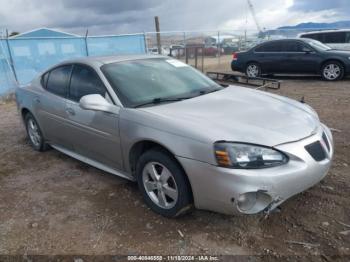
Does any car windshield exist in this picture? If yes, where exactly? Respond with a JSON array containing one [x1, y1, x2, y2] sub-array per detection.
[[101, 58, 221, 107], [304, 39, 332, 51]]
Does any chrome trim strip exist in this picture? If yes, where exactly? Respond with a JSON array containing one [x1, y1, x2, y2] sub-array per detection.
[[50, 144, 135, 181]]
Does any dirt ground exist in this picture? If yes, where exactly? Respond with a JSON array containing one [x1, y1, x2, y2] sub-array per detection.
[[0, 74, 349, 260]]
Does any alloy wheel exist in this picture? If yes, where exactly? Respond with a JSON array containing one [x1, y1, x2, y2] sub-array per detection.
[[27, 118, 41, 147], [142, 161, 178, 209], [323, 64, 341, 80], [246, 64, 259, 77]]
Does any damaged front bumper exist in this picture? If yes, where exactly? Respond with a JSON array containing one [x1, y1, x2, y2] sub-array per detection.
[[177, 124, 334, 215]]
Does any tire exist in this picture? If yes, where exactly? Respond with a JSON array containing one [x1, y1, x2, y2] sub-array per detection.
[[136, 149, 193, 218], [245, 62, 261, 78], [24, 112, 49, 152], [321, 61, 344, 81]]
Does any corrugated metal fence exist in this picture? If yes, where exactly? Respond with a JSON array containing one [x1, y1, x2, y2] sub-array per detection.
[[0, 33, 146, 95]]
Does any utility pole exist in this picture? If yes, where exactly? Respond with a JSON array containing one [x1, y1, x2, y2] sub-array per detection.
[[5, 29, 18, 83], [154, 16, 161, 54], [85, 29, 89, 56]]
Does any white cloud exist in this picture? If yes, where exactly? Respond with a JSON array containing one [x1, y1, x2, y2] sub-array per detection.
[[0, 0, 348, 35]]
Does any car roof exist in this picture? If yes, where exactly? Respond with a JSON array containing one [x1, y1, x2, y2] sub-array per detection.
[[256, 38, 310, 46], [262, 38, 308, 43], [40, 54, 167, 75], [57, 54, 165, 67]]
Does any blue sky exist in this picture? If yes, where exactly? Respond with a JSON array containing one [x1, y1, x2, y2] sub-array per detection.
[[0, 0, 348, 35]]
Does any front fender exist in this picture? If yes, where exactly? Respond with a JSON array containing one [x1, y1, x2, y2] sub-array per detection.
[[119, 110, 215, 173]]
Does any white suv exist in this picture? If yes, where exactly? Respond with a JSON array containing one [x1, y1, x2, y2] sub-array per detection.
[[299, 29, 350, 50]]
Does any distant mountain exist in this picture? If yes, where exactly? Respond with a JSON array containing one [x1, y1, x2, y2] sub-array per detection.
[[278, 21, 350, 30], [261, 21, 350, 38]]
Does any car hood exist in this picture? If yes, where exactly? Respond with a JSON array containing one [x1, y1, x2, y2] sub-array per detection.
[[139, 86, 319, 146], [325, 49, 350, 56]]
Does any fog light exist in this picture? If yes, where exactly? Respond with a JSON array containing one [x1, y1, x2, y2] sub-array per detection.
[[237, 191, 273, 214], [237, 192, 257, 211]]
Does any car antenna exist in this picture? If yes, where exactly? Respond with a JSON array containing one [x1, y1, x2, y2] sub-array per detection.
[[300, 96, 305, 103]]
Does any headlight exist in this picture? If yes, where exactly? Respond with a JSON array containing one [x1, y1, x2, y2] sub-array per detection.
[[214, 142, 288, 169]]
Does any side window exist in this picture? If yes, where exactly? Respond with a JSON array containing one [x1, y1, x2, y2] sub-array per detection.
[[69, 65, 108, 102], [316, 33, 325, 42], [299, 43, 312, 52], [46, 65, 72, 97], [255, 42, 281, 52], [281, 41, 299, 52], [324, 32, 346, 43], [263, 42, 282, 52], [302, 33, 323, 42], [346, 32, 350, 43], [255, 44, 266, 52]]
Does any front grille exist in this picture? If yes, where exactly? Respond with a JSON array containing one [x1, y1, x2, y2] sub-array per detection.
[[322, 132, 330, 152], [305, 141, 326, 161]]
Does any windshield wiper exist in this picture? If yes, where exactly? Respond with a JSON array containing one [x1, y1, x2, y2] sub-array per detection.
[[197, 88, 222, 95], [134, 96, 193, 108], [133, 87, 222, 108]]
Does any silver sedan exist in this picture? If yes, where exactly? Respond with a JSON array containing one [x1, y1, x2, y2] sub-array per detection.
[[15, 55, 334, 217]]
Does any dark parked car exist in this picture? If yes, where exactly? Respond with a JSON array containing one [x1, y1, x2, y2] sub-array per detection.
[[231, 38, 350, 81]]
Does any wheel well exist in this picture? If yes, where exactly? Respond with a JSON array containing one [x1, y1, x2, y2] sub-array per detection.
[[21, 108, 30, 120], [245, 61, 260, 69], [321, 59, 346, 72], [128, 140, 193, 199], [129, 140, 175, 176]]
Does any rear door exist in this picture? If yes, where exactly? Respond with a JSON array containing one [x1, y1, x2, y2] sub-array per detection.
[[64, 64, 123, 169], [37, 65, 74, 150], [254, 41, 284, 73]]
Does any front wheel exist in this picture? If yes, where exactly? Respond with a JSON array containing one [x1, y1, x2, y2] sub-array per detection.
[[136, 149, 193, 218], [321, 61, 344, 81], [245, 63, 261, 78]]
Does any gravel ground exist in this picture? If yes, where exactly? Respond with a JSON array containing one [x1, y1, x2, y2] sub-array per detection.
[[0, 76, 349, 260]]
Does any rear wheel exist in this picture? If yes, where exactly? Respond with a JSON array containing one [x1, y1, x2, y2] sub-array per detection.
[[245, 62, 261, 78], [136, 149, 193, 218], [24, 112, 48, 151], [321, 61, 344, 81]]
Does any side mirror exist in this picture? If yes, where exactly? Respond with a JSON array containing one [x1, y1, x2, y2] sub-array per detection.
[[303, 49, 314, 54], [79, 94, 119, 114]]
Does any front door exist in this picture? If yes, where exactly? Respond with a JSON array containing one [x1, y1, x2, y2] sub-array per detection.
[[64, 64, 123, 170], [281, 41, 320, 74]]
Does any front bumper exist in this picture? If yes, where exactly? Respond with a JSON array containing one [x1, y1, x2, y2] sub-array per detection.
[[177, 124, 334, 215]]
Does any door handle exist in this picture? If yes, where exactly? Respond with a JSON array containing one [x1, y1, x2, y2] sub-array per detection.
[[66, 107, 75, 116]]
